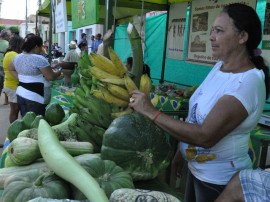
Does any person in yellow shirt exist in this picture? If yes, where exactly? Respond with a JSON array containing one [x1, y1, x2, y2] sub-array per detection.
[[3, 35, 24, 123], [0, 29, 11, 105]]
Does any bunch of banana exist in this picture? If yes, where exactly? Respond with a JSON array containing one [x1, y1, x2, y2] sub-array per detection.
[[77, 51, 92, 70], [89, 53, 123, 77], [68, 115, 106, 153], [107, 47, 127, 77], [79, 47, 152, 119], [139, 73, 152, 96], [88, 48, 138, 111], [69, 81, 120, 152], [72, 86, 113, 129]]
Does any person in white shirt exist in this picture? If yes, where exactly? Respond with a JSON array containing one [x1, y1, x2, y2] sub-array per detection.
[[63, 41, 80, 63], [8, 34, 63, 116], [129, 3, 269, 201]]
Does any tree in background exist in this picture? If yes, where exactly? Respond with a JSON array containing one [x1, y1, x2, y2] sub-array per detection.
[[0, 25, 6, 32], [9, 26, 19, 35]]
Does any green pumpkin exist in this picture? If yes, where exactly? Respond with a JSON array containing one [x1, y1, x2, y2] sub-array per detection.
[[45, 102, 65, 125], [31, 115, 44, 128], [72, 158, 134, 200], [2, 169, 71, 202], [101, 112, 173, 181], [7, 119, 27, 141], [22, 111, 36, 129]]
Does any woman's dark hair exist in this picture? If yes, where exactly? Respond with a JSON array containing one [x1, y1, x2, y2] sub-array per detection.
[[126, 57, 133, 67], [143, 64, 151, 78], [78, 41, 87, 49], [6, 35, 24, 54], [222, 3, 269, 98], [21, 34, 43, 52], [81, 33, 86, 38]]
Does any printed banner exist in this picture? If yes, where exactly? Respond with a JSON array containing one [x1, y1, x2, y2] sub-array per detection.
[[72, 0, 99, 29], [167, 2, 188, 60], [55, 0, 68, 33], [187, 0, 256, 64]]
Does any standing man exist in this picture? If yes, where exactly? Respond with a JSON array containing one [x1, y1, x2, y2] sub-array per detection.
[[63, 41, 80, 63], [93, 33, 102, 53], [89, 35, 95, 53], [0, 29, 11, 105], [79, 33, 88, 54], [80, 33, 88, 46]]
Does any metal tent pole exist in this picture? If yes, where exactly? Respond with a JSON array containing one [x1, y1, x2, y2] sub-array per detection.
[[160, 3, 170, 83], [48, 0, 54, 64]]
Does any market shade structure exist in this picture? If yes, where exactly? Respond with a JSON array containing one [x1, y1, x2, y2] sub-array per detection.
[[37, 0, 190, 26], [37, 0, 72, 20]]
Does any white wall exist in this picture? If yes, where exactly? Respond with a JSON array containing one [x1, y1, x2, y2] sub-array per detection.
[[19, 22, 37, 38]]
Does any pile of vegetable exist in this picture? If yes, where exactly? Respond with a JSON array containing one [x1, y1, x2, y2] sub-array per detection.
[[0, 24, 181, 202]]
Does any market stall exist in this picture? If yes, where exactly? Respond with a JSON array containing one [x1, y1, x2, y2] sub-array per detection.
[[0, 0, 269, 201]]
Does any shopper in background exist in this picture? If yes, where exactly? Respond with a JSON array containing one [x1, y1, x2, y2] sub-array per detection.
[[125, 57, 151, 78], [129, 3, 269, 201], [215, 169, 270, 202], [79, 33, 88, 48], [3, 35, 24, 123], [125, 57, 133, 72], [8, 34, 63, 117], [78, 41, 88, 57], [73, 39, 81, 55], [0, 29, 12, 105], [89, 35, 95, 53], [62, 41, 80, 63], [93, 33, 102, 53], [96, 42, 104, 55], [142, 64, 151, 78]]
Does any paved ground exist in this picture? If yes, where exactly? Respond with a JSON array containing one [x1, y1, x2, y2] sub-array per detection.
[[0, 93, 10, 155], [0, 93, 9, 142]]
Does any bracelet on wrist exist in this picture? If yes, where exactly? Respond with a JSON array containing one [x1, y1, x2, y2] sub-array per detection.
[[152, 111, 161, 122]]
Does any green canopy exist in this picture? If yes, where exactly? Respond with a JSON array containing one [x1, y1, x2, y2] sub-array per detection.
[[37, 0, 72, 20], [37, 0, 190, 22]]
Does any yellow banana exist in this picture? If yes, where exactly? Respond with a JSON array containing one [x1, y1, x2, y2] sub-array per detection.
[[89, 53, 121, 76], [92, 87, 129, 107], [124, 74, 138, 92], [111, 107, 133, 119], [100, 78, 126, 86], [139, 73, 152, 96], [89, 66, 121, 80], [108, 47, 127, 78], [107, 83, 130, 101]]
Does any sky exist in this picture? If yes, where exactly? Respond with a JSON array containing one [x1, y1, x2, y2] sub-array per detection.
[[1, 0, 39, 20]]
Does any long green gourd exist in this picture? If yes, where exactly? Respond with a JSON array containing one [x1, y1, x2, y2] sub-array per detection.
[[38, 119, 108, 202]]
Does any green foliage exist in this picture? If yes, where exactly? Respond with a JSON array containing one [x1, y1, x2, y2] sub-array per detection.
[[9, 26, 19, 34], [0, 25, 6, 32]]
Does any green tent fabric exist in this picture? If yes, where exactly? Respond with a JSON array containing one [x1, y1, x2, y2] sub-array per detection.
[[37, 0, 72, 20], [144, 13, 167, 83], [37, 0, 168, 22], [114, 24, 132, 64], [114, 13, 167, 84]]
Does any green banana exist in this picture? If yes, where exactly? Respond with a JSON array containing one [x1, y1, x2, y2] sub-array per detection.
[[74, 87, 86, 98], [92, 125, 106, 146], [79, 68, 92, 79], [76, 118, 103, 147], [69, 124, 100, 153], [79, 107, 101, 127]]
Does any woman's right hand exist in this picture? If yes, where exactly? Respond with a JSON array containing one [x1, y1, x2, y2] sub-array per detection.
[[129, 90, 158, 118]]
